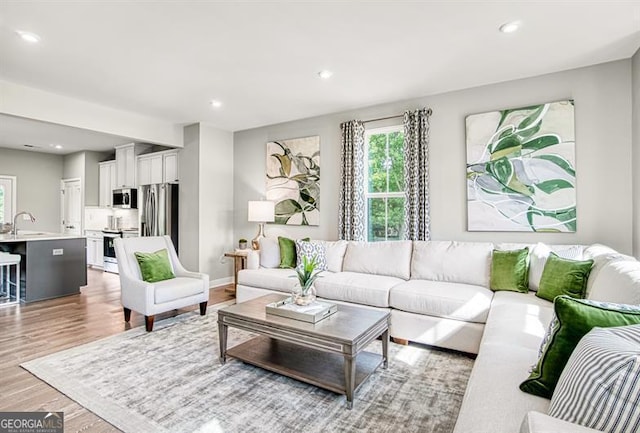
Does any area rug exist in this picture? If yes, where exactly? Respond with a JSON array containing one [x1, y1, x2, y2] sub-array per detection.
[[22, 302, 474, 433]]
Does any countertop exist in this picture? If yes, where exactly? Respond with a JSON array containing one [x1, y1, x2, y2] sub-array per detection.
[[0, 231, 86, 243]]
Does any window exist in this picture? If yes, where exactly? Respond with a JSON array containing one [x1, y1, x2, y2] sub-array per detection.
[[364, 126, 405, 241], [0, 176, 16, 225]]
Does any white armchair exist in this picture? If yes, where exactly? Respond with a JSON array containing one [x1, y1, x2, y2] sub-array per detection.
[[114, 235, 209, 331]]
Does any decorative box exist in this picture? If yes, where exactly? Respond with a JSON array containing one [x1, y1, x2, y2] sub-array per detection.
[[266, 298, 337, 323]]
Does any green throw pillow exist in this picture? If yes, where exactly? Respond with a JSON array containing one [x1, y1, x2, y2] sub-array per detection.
[[134, 249, 175, 283], [278, 237, 309, 269], [536, 253, 593, 302], [490, 248, 529, 293], [520, 296, 640, 399]]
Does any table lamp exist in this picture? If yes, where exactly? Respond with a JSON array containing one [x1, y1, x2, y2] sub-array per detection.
[[248, 200, 275, 250]]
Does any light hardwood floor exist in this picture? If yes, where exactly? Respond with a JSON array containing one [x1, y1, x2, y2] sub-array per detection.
[[0, 268, 234, 432]]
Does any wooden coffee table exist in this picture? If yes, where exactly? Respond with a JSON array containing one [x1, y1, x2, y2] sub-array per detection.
[[217, 294, 390, 409]]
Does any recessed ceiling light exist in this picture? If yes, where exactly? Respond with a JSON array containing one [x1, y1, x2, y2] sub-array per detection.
[[210, 99, 222, 108], [50, 144, 63, 150], [499, 21, 521, 33], [16, 30, 41, 43], [318, 70, 333, 80]]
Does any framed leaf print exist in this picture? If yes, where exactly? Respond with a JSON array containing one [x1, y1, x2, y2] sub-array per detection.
[[466, 100, 576, 232], [266, 136, 320, 226]]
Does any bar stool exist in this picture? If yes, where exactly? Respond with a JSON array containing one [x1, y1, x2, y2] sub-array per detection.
[[0, 253, 21, 306]]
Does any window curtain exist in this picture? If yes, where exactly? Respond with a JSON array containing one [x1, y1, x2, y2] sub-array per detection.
[[403, 108, 432, 241], [338, 120, 366, 241]]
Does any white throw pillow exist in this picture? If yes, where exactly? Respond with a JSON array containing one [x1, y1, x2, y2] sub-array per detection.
[[259, 237, 280, 268], [295, 240, 327, 271], [317, 240, 347, 273], [549, 325, 640, 433], [529, 243, 582, 291]]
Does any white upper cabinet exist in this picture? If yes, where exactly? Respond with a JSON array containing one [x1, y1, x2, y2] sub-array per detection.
[[137, 154, 163, 186], [99, 160, 116, 207], [115, 143, 151, 188], [115, 144, 136, 188], [136, 149, 180, 185], [163, 151, 179, 183]]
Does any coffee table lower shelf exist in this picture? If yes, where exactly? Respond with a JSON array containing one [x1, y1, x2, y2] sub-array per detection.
[[227, 335, 383, 397]]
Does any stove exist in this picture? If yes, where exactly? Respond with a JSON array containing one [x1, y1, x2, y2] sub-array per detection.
[[102, 229, 140, 273]]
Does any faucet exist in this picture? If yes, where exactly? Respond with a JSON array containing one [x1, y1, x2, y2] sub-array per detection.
[[11, 211, 36, 235]]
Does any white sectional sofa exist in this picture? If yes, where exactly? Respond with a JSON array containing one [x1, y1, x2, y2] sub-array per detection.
[[236, 239, 640, 433]]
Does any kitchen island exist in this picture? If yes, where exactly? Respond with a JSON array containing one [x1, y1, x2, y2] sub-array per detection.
[[0, 232, 87, 303]]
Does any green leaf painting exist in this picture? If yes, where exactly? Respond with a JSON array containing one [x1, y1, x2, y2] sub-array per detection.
[[266, 136, 320, 226], [466, 100, 576, 232]]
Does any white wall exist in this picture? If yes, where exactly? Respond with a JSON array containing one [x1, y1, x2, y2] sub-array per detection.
[[84, 151, 111, 207], [179, 124, 201, 272], [198, 124, 234, 282], [178, 123, 234, 284], [0, 148, 63, 231], [633, 48, 640, 257], [234, 59, 634, 254]]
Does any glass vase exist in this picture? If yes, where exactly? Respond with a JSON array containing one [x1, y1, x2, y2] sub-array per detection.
[[292, 283, 317, 306]]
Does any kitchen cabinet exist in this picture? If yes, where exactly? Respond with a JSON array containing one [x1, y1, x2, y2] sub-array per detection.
[[137, 153, 163, 186], [136, 149, 180, 185], [0, 237, 87, 303], [85, 230, 104, 267], [115, 143, 151, 188], [163, 151, 179, 183], [98, 161, 116, 207], [115, 144, 136, 188]]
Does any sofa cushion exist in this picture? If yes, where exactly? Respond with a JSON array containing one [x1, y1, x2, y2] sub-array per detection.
[[520, 297, 640, 399], [390, 280, 493, 323], [482, 291, 554, 349], [519, 411, 602, 433], [529, 243, 583, 291], [453, 342, 550, 433], [317, 240, 348, 273], [134, 248, 175, 283], [315, 271, 401, 307], [536, 254, 593, 302], [295, 239, 327, 271], [154, 277, 203, 304], [588, 257, 640, 305], [548, 325, 640, 433], [238, 268, 298, 293], [342, 240, 412, 279], [411, 241, 493, 287], [490, 248, 529, 293], [278, 236, 303, 268], [259, 237, 280, 268]]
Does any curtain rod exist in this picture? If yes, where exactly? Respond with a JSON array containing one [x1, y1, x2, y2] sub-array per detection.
[[362, 108, 433, 124]]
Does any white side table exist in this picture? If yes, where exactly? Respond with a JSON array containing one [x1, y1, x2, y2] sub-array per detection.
[[0, 253, 21, 306]]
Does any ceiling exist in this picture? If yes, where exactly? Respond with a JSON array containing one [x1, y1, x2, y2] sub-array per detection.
[[0, 1, 639, 153]]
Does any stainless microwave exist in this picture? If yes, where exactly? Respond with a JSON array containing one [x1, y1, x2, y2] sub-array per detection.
[[113, 188, 138, 209]]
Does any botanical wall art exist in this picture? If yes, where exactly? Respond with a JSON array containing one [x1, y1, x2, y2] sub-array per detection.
[[266, 135, 320, 226], [466, 100, 576, 232]]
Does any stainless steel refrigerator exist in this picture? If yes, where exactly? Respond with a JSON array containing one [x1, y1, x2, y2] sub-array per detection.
[[139, 183, 179, 254]]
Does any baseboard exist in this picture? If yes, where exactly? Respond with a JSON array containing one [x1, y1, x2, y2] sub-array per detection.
[[210, 277, 233, 288]]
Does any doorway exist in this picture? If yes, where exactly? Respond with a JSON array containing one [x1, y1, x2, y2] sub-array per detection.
[[61, 178, 82, 235]]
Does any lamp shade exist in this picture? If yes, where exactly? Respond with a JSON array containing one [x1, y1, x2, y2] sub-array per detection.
[[248, 201, 275, 222]]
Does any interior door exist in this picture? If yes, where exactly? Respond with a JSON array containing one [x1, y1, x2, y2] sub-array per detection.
[[0, 175, 16, 225], [61, 179, 82, 235]]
